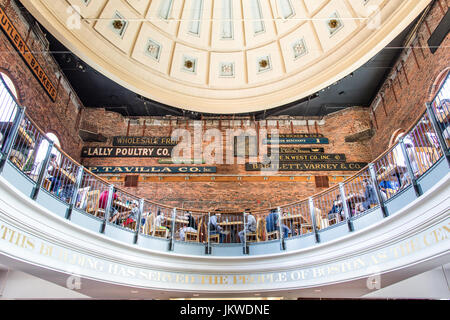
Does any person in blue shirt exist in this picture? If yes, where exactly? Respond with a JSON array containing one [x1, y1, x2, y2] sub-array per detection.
[[363, 179, 378, 210], [266, 209, 291, 238]]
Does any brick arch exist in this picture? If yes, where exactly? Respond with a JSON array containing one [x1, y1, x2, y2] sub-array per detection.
[[0, 67, 23, 104], [428, 67, 450, 101]]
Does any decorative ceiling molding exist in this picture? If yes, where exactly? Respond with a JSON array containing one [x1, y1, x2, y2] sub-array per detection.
[[20, 0, 431, 114]]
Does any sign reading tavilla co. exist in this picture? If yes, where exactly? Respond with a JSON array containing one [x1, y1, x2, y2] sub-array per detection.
[[0, 7, 57, 102], [81, 146, 173, 158], [88, 166, 217, 174]]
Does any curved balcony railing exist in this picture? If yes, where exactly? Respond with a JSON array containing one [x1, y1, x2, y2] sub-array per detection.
[[0, 74, 449, 255]]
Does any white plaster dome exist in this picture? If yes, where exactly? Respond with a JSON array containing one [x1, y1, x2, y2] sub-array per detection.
[[21, 0, 431, 113]]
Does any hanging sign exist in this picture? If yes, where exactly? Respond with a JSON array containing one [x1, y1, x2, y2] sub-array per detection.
[[0, 6, 57, 102], [87, 166, 217, 174], [268, 147, 325, 154], [112, 136, 178, 146], [264, 138, 329, 144], [266, 153, 346, 163], [81, 146, 173, 158], [267, 133, 324, 138], [245, 162, 368, 171]]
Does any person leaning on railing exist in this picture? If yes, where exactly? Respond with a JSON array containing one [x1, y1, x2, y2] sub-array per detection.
[[98, 189, 119, 219]]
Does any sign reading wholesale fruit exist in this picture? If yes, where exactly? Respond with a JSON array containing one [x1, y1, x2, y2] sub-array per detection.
[[81, 146, 173, 158], [0, 6, 57, 102], [87, 166, 217, 174], [245, 162, 368, 171], [112, 136, 178, 146]]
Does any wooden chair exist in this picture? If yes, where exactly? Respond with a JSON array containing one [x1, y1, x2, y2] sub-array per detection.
[[246, 217, 262, 243], [260, 218, 278, 241], [184, 217, 203, 242], [292, 216, 313, 235], [143, 212, 169, 238], [85, 190, 104, 217]]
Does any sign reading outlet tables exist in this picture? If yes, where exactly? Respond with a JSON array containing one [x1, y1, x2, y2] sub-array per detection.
[[0, 7, 57, 102], [81, 146, 173, 158], [88, 166, 217, 174]]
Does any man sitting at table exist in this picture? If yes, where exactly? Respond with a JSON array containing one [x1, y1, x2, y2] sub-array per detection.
[[328, 195, 343, 222], [266, 209, 291, 238], [154, 209, 170, 236], [179, 211, 198, 241], [209, 210, 226, 243], [238, 210, 257, 243], [111, 200, 140, 227]]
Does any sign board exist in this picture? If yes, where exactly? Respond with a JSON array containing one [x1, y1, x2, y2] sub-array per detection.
[[0, 6, 57, 102], [268, 147, 325, 154], [264, 138, 329, 145], [245, 162, 368, 171], [267, 133, 324, 138], [87, 166, 217, 174], [81, 146, 173, 158], [112, 136, 178, 146], [267, 153, 346, 163]]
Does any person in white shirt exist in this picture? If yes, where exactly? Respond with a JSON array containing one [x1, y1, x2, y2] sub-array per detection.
[[239, 210, 257, 243]]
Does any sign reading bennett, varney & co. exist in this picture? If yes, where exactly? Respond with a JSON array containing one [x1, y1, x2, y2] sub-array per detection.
[[245, 162, 368, 171], [88, 166, 217, 174], [81, 146, 173, 158], [113, 136, 178, 146]]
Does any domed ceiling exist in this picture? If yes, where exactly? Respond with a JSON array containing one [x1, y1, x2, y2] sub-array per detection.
[[21, 0, 430, 114]]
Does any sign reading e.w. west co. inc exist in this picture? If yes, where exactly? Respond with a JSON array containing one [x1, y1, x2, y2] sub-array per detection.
[[0, 6, 57, 102]]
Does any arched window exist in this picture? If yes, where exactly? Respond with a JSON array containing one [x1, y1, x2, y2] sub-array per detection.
[[0, 73, 18, 99], [32, 132, 61, 175], [0, 72, 18, 122]]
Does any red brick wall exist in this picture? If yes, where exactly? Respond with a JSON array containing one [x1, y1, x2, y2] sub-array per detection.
[[368, 1, 450, 158], [0, 0, 83, 160], [81, 107, 373, 211]]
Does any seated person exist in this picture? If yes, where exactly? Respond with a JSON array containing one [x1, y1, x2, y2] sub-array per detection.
[[47, 154, 61, 194], [179, 211, 198, 241], [363, 179, 378, 210], [99, 189, 118, 218], [209, 211, 226, 243], [328, 195, 343, 221], [115, 200, 140, 227], [379, 179, 398, 200], [266, 208, 291, 238], [238, 210, 257, 243], [154, 210, 169, 236]]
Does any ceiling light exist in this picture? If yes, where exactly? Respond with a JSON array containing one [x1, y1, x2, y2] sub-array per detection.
[[314, 289, 322, 292], [131, 290, 139, 294]]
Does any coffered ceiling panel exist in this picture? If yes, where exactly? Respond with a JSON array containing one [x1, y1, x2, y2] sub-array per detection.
[[24, 0, 431, 114]]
